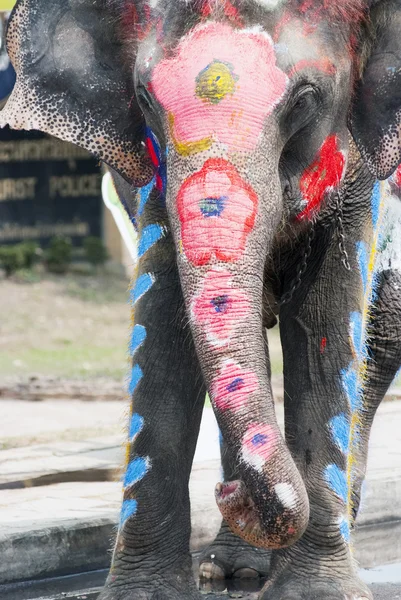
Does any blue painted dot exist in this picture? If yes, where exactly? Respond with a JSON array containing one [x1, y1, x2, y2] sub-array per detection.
[[130, 273, 154, 304], [199, 196, 227, 217], [129, 413, 144, 441], [138, 224, 164, 258], [138, 177, 156, 216], [356, 241, 368, 294], [129, 324, 147, 356], [329, 413, 350, 454], [128, 364, 143, 396], [124, 456, 150, 488], [226, 377, 244, 393], [341, 364, 362, 412], [371, 181, 381, 230], [339, 516, 350, 543], [210, 295, 230, 313], [324, 464, 348, 503], [120, 499, 138, 528], [350, 311, 364, 361], [251, 433, 268, 447]]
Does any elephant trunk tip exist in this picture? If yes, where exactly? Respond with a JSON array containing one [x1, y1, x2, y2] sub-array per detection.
[[215, 477, 309, 550]]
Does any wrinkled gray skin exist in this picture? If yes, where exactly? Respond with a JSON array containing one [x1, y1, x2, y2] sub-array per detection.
[[3, 0, 401, 599]]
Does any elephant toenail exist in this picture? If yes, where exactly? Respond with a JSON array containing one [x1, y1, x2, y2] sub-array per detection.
[[199, 561, 225, 580], [233, 567, 259, 579]]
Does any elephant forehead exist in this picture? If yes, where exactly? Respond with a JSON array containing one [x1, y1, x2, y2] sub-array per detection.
[[151, 21, 288, 152]]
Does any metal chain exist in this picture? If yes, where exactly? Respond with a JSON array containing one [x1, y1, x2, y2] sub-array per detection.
[[280, 190, 350, 306], [334, 190, 351, 271], [280, 224, 316, 305]]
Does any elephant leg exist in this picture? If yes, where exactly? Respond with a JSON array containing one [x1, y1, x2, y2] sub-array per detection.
[[199, 436, 271, 580], [99, 190, 206, 600], [350, 230, 401, 521], [261, 184, 379, 600]]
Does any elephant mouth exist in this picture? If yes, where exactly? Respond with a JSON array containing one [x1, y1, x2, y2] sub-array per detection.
[[215, 479, 301, 550], [215, 480, 267, 547]]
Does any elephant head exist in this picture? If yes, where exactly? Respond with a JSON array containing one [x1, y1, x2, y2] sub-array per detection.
[[2, 0, 401, 550]]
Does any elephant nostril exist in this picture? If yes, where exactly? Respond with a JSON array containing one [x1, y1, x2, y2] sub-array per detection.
[[216, 481, 239, 500]]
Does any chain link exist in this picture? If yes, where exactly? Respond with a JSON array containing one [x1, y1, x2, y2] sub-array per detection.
[[334, 190, 351, 271], [280, 224, 316, 305], [280, 191, 350, 306]]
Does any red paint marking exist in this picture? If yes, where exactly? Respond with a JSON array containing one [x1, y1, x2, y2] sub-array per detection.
[[201, 0, 243, 25], [394, 164, 401, 188], [288, 59, 336, 78], [297, 135, 345, 221], [273, 12, 292, 42], [177, 158, 258, 266], [320, 337, 327, 354], [298, 0, 365, 24], [121, 0, 152, 40], [145, 137, 159, 169]]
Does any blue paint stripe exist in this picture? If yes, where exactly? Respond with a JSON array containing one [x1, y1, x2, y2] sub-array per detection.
[[128, 364, 143, 396], [138, 224, 164, 258], [129, 413, 144, 441], [350, 311, 364, 361], [130, 273, 155, 305], [138, 178, 156, 217], [120, 499, 138, 527], [324, 464, 348, 503], [371, 181, 381, 230], [124, 456, 150, 488], [129, 324, 147, 355], [339, 516, 350, 543], [341, 363, 362, 412], [356, 241, 368, 294], [329, 413, 350, 454]]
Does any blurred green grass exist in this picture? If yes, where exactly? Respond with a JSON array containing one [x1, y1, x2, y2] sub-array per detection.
[[0, 272, 284, 381]]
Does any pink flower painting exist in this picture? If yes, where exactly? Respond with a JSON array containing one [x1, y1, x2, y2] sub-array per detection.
[[212, 359, 259, 412], [177, 158, 258, 266], [241, 423, 278, 471], [191, 268, 250, 347], [152, 21, 288, 154]]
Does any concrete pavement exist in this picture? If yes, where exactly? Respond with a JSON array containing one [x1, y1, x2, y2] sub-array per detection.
[[0, 398, 401, 585]]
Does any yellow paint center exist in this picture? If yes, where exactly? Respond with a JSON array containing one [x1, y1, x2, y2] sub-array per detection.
[[195, 60, 238, 104]]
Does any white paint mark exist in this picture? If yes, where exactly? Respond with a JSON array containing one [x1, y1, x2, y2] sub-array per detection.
[[376, 192, 401, 273], [274, 482, 298, 510], [241, 446, 264, 472], [256, 0, 286, 9]]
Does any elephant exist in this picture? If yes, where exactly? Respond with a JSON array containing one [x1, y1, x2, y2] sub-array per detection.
[[2, 0, 401, 599]]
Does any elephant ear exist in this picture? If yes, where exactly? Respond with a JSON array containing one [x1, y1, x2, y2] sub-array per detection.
[[0, 0, 154, 186], [350, 1, 401, 180]]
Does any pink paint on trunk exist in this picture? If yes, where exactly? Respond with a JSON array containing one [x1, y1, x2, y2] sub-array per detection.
[[212, 359, 259, 412], [177, 158, 258, 266], [191, 268, 250, 348], [242, 423, 279, 471], [152, 21, 288, 153]]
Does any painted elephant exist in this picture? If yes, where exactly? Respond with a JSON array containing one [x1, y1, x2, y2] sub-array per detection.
[[2, 1, 401, 599]]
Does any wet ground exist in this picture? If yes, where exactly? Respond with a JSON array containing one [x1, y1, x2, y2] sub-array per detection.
[[1, 563, 400, 600]]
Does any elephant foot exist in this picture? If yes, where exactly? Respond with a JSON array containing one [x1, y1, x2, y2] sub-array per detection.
[[198, 520, 270, 580], [98, 560, 202, 600], [98, 582, 202, 600], [259, 547, 372, 600]]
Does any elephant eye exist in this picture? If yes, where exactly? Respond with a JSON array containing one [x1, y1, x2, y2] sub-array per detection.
[[283, 84, 322, 139], [290, 85, 320, 118]]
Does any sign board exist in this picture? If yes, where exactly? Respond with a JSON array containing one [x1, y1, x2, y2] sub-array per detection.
[[0, 128, 103, 246]]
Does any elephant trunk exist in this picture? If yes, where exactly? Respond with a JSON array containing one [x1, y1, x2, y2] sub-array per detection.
[[167, 156, 309, 549]]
